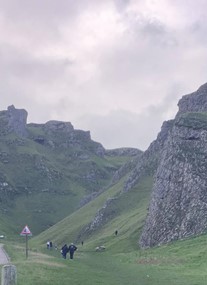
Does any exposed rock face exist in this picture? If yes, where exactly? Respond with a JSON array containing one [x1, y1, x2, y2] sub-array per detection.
[[123, 120, 173, 193], [84, 197, 117, 232], [7, 105, 28, 137], [44, 120, 74, 133], [177, 83, 207, 115], [0, 105, 28, 137], [78, 119, 173, 239], [140, 83, 207, 248], [29, 120, 105, 157], [76, 197, 118, 242]]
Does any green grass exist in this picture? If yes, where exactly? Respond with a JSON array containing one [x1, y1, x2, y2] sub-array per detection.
[[0, 127, 136, 236], [1, 173, 207, 284], [2, 233, 207, 285]]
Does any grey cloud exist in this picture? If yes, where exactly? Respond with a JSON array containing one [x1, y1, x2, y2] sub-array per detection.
[[113, 0, 131, 12], [76, 85, 182, 150], [123, 11, 179, 49], [0, 0, 108, 46], [0, 0, 207, 150], [80, 76, 193, 150], [77, 108, 166, 151], [0, 0, 83, 23], [0, 0, 113, 23], [189, 19, 207, 46], [0, 44, 74, 108], [0, 44, 73, 80]]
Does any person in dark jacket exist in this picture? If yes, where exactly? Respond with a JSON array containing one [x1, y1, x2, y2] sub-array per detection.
[[68, 243, 77, 259], [61, 244, 68, 259]]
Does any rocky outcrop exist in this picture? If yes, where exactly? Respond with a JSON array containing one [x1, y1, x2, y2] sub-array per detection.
[[140, 83, 207, 248], [85, 197, 118, 232], [44, 120, 74, 134], [177, 83, 207, 115], [77, 119, 173, 239], [28, 120, 105, 157], [0, 105, 28, 137], [76, 197, 118, 242], [123, 120, 174, 193]]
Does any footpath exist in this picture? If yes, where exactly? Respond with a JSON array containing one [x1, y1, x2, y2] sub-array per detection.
[[0, 244, 9, 265]]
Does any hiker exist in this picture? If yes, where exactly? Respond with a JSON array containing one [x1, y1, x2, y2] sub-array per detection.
[[81, 241, 84, 246], [115, 230, 118, 236], [49, 241, 53, 249], [61, 244, 68, 259], [47, 241, 50, 249], [68, 243, 77, 259]]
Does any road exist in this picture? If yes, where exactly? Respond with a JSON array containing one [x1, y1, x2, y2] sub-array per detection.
[[0, 244, 10, 265]]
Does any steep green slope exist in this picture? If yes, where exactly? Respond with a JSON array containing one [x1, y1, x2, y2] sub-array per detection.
[[31, 174, 153, 251], [0, 136, 134, 235], [0, 106, 141, 236], [5, 175, 207, 285]]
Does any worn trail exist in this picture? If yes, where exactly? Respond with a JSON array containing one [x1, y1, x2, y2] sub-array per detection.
[[0, 244, 9, 264]]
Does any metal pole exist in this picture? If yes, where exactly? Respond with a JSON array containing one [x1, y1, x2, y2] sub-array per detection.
[[26, 235, 28, 259]]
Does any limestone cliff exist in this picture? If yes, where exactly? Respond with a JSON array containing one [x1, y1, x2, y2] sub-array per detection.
[[140, 83, 207, 248], [77, 119, 173, 239], [0, 105, 28, 137]]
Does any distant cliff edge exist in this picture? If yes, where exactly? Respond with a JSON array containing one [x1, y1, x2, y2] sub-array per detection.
[[140, 82, 207, 248]]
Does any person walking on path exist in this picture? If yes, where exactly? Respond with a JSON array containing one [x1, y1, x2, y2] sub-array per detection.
[[68, 243, 77, 259], [61, 244, 68, 259]]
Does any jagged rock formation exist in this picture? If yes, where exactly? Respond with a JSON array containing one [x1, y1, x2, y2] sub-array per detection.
[[76, 197, 118, 241], [79, 149, 143, 207], [177, 83, 207, 115], [29, 120, 105, 157], [123, 120, 173, 193], [0, 105, 28, 137], [140, 83, 207, 248]]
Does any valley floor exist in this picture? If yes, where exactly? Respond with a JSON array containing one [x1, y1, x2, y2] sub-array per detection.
[[1, 239, 207, 285]]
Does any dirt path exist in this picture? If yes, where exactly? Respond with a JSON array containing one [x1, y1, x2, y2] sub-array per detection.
[[0, 244, 10, 265]]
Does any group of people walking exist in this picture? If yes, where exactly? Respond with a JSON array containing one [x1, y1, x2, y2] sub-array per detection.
[[46, 241, 53, 249], [46, 240, 78, 260], [61, 243, 78, 260], [47, 231, 118, 260]]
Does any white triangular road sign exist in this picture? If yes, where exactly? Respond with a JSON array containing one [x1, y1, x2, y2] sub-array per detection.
[[20, 225, 32, 236]]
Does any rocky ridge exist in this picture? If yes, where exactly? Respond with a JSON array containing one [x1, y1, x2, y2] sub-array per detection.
[[0, 105, 140, 234], [140, 83, 207, 248], [0, 105, 28, 137], [77, 119, 173, 237]]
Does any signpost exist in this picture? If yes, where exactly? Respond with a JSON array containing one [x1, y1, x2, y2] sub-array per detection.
[[20, 225, 32, 259]]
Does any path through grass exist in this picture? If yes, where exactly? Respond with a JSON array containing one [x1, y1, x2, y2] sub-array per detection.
[[1, 237, 207, 285]]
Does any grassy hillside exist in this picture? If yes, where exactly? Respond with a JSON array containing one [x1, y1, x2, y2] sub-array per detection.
[[2, 174, 207, 284], [0, 123, 137, 236], [3, 234, 207, 285], [30, 174, 153, 250]]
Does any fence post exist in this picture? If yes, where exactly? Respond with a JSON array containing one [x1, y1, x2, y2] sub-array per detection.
[[1, 265, 17, 285]]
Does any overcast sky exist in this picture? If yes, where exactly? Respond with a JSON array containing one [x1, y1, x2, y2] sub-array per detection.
[[1, 0, 207, 150]]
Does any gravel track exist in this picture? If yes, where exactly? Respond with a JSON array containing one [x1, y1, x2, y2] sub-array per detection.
[[0, 244, 10, 265]]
